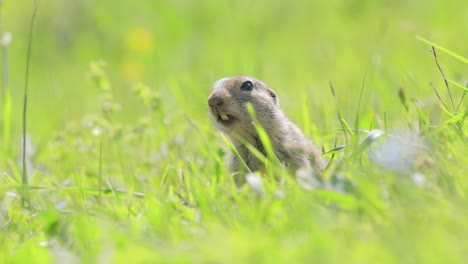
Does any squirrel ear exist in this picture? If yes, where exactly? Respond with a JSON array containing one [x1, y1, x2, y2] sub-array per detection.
[[268, 88, 279, 105]]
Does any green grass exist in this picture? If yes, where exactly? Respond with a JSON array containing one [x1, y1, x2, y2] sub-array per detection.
[[1, 0, 467, 263]]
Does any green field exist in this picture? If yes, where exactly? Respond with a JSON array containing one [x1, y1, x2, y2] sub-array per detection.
[[1, 0, 467, 263]]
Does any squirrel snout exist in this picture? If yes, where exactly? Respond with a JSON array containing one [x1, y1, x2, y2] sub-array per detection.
[[208, 96, 224, 107]]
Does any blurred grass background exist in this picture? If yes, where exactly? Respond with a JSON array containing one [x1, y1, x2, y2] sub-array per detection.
[[4, 0, 466, 139], [1, 0, 467, 263]]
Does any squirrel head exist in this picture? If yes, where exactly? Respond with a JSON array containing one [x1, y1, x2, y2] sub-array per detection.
[[208, 76, 280, 137]]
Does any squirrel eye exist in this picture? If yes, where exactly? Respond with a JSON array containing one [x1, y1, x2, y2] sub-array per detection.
[[240, 81, 253, 91]]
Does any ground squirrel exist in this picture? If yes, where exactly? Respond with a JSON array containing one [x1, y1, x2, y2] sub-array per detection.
[[208, 76, 326, 180]]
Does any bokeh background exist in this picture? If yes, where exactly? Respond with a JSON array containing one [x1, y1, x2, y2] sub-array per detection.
[[3, 0, 467, 143]]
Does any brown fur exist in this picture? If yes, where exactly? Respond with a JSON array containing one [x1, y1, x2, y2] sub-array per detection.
[[208, 76, 326, 180]]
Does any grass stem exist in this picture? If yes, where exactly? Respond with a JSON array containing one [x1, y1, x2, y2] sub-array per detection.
[[22, 0, 40, 207]]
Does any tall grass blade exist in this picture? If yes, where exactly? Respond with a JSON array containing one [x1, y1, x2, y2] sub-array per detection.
[[347, 129, 384, 160], [430, 46, 455, 111], [245, 103, 276, 160], [429, 82, 452, 116], [448, 80, 468, 92], [416, 36, 468, 64], [21, 0, 40, 207], [220, 133, 252, 173], [354, 68, 367, 136], [329, 81, 351, 144]]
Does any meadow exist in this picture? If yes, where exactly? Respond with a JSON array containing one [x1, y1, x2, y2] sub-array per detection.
[[1, 0, 467, 263]]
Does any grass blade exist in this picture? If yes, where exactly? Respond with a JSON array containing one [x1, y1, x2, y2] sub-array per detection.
[[448, 79, 468, 92], [417, 36, 468, 64], [220, 133, 252, 173], [354, 68, 367, 137], [430, 46, 455, 111], [21, 0, 40, 207], [329, 81, 352, 145]]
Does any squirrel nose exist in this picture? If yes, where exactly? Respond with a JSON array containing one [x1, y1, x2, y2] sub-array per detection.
[[208, 96, 224, 107]]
